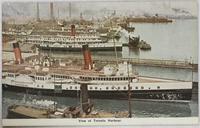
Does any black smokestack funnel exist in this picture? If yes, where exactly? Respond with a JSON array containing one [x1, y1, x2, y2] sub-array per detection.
[[50, 2, 54, 21], [71, 24, 75, 36]]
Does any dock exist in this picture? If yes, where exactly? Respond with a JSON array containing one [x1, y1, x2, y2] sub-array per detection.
[[25, 54, 197, 71]]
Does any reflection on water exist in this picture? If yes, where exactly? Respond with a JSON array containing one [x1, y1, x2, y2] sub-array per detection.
[[2, 89, 198, 118]]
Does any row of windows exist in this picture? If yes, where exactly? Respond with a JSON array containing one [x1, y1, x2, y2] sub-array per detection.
[[35, 77, 50, 80], [37, 85, 44, 88], [29, 37, 101, 42], [51, 75, 71, 79], [81, 76, 134, 81], [65, 86, 161, 90], [7, 74, 15, 77]]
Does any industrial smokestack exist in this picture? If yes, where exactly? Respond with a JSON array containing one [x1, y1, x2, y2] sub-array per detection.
[[82, 45, 93, 70], [71, 24, 75, 36], [13, 41, 23, 64], [50, 2, 54, 21], [36, 3, 40, 22], [69, 2, 71, 19]]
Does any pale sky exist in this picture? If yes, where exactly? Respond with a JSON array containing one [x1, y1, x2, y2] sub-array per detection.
[[2, 0, 198, 20]]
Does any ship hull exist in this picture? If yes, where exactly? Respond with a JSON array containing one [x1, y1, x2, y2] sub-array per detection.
[[3, 84, 192, 101], [38, 46, 122, 52]]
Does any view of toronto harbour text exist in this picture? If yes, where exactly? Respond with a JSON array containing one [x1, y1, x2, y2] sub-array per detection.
[[2, 0, 198, 119]]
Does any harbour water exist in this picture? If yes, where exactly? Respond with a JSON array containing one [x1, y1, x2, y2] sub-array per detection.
[[2, 85, 198, 118], [2, 19, 198, 118]]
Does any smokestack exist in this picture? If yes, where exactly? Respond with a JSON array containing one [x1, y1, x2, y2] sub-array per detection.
[[36, 3, 40, 22], [69, 2, 71, 19], [50, 2, 54, 21], [13, 42, 23, 64], [71, 24, 75, 36], [82, 45, 93, 70]]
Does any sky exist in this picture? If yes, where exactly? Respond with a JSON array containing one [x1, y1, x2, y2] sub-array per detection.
[[2, 0, 198, 21]]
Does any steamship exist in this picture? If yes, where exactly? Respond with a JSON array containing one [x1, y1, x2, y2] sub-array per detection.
[[2, 63, 192, 101], [2, 43, 192, 101], [25, 25, 123, 51]]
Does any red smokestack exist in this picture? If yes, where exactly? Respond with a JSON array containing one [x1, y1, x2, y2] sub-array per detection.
[[13, 42, 23, 64], [82, 45, 93, 70], [71, 24, 75, 36]]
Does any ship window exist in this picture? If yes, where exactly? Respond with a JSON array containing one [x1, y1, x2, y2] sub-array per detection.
[[90, 87, 93, 89], [118, 87, 120, 90], [95, 87, 98, 90], [106, 87, 109, 90], [37, 85, 39, 87], [148, 87, 151, 90], [141, 86, 144, 89], [157, 86, 160, 89], [70, 86, 72, 89], [124, 87, 126, 90], [135, 86, 138, 89], [75, 86, 77, 89], [112, 86, 114, 89], [42, 85, 44, 88], [66, 88, 68, 90], [130, 86, 132, 90]]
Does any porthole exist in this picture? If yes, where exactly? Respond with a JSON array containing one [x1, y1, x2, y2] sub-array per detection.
[[141, 86, 144, 89], [95, 87, 98, 90], [112, 86, 114, 89], [124, 87, 126, 90], [75, 87, 77, 89], [90, 87, 93, 89], [70, 86, 72, 89], [118, 87, 120, 90], [135, 86, 138, 89], [157, 86, 160, 89], [106, 87, 109, 90]]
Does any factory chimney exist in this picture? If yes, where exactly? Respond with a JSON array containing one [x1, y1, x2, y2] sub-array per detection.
[[69, 2, 71, 19], [82, 45, 93, 70], [50, 2, 55, 21], [36, 3, 40, 22], [13, 41, 23, 64], [71, 24, 76, 36]]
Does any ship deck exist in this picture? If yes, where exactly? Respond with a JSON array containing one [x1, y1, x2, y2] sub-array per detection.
[[3, 64, 186, 83]]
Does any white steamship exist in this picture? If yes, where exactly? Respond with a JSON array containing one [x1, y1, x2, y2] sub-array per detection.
[[24, 25, 123, 51], [2, 43, 192, 101]]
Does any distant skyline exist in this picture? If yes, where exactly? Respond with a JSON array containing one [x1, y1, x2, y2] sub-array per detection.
[[2, 0, 198, 23]]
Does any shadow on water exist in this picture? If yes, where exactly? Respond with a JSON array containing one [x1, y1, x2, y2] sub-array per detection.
[[2, 86, 198, 118]]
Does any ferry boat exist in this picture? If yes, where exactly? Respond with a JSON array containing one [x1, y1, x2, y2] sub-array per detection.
[[23, 25, 123, 51], [2, 62, 192, 101]]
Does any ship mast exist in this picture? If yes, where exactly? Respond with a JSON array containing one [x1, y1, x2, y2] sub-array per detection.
[[110, 20, 118, 65], [127, 60, 132, 118]]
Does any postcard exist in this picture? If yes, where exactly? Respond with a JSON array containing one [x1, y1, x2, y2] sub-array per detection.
[[1, 0, 199, 127]]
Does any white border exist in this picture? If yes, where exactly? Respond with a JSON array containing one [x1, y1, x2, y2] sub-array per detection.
[[1, 0, 200, 127], [1, 117, 199, 126]]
